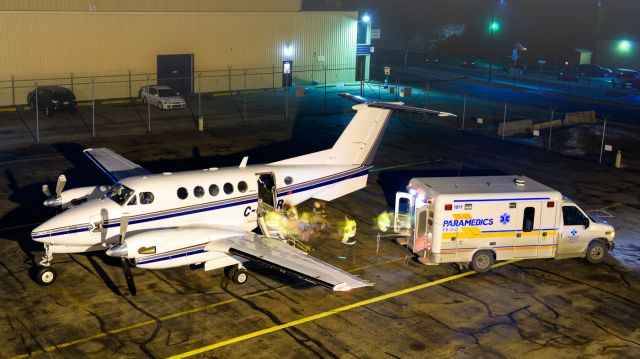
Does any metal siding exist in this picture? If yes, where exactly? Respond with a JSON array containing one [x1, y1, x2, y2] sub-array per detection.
[[0, 0, 302, 12], [0, 11, 357, 104]]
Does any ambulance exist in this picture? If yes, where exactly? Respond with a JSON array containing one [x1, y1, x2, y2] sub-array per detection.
[[393, 175, 615, 272]]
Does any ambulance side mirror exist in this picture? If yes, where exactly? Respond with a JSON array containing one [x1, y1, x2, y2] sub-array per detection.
[[583, 217, 590, 229]]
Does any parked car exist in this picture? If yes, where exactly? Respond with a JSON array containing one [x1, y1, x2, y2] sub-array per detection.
[[27, 86, 78, 117], [461, 58, 477, 68], [558, 66, 579, 82], [139, 85, 186, 109], [613, 68, 640, 89], [577, 63, 612, 78]]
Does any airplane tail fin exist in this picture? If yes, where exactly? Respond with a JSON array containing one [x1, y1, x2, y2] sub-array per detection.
[[271, 94, 455, 166]]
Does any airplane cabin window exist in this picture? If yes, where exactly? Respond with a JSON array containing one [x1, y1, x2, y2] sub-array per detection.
[[194, 186, 205, 198], [284, 176, 293, 185], [223, 182, 234, 194], [177, 187, 188, 199], [238, 181, 248, 193], [140, 192, 154, 204], [209, 184, 219, 196]]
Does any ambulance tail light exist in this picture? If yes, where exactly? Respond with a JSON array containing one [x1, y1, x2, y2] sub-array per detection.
[[444, 204, 452, 211], [547, 201, 555, 208]]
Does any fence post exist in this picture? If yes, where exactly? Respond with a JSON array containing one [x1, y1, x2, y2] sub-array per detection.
[[548, 107, 555, 151], [501, 100, 508, 140], [228, 65, 232, 93], [395, 78, 399, 102], [599, 116, 608, 164], [11, 75, 15, 107], [324, 65, 327, 113], [70, 73, 74, 93], [360, 64, 364, 97], [198, 72, 202, 119], [461, 94, 467, 131], [285, 86, 289, 120], [35, 81, 40, 143], [243, 69, 247, 91], [91, 77, 95, 137], [423, 81, 430, 123], [128, 70, 132, 99], [146, 74, 151, 133]]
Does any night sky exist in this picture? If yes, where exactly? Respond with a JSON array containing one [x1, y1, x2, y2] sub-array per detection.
[[303, 0, 640, 66]]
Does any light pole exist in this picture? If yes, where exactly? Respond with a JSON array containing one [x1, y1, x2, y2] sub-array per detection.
[[488, 1, 499, 82]]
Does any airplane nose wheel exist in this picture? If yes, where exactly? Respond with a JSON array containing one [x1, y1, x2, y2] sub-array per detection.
[[35, 266, 57, 286]]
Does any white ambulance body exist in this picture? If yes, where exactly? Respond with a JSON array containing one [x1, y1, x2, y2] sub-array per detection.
[[393, 175, 615, 272]]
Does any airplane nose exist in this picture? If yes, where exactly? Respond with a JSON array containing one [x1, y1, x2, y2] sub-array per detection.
[[106, 243, 128, 258]]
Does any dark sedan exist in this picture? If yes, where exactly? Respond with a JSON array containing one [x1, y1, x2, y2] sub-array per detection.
[[27, 86, 78, 117]]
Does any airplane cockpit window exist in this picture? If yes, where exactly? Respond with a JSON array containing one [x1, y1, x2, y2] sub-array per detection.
[[127, 195, 137, 206], [140, 192, 154, 204], [106, 184, 135, 206]]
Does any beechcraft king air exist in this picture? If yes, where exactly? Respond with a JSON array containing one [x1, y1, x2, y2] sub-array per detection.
[[31, 94, 455, 294]]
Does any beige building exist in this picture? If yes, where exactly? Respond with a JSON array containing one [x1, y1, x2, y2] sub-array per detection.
[[0, 1, 369, 105]]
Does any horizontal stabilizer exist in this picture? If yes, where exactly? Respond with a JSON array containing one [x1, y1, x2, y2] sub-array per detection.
[[340, 92, 456, 117]]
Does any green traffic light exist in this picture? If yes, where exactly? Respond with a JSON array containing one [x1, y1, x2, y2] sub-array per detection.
[[618, 40, 632, 53], [490, 21, 500, 32]]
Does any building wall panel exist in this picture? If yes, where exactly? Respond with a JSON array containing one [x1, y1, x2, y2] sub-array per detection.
[[0, 11, 357, 105], [0, 0, 302, 12]]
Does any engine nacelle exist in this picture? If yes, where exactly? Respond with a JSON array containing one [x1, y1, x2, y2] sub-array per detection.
[[44, 185, 110, 208]]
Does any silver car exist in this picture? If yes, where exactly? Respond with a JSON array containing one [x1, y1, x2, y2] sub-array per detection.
[[139, 85, 186, 109]]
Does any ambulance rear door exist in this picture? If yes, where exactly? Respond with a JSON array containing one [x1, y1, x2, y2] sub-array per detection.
[[410, 205, 431, 253], [394, 192, 413, 233]]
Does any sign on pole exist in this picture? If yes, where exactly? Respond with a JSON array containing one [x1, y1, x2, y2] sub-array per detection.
[[384, 67, 390, 76], [371, 28, 381, 39]]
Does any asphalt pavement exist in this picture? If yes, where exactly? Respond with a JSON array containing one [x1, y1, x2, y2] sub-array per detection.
[[0, 90, 639, 358]]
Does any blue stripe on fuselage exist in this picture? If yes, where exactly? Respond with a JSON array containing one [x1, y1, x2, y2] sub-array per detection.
[[32, 167, 369, 239]]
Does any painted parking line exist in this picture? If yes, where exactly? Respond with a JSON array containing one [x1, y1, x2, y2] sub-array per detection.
[[167, 259, 521, 359], [0, 107, 17, 112], [9, 257, 403, 359]]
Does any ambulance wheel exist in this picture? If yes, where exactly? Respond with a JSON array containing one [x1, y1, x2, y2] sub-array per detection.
[[232, 268, 249, 285], [471, 250, 494, 273], [586, 241, 607, 264], [35, 266, 56, 286]]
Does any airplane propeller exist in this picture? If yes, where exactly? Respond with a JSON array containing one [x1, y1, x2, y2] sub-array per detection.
[[117, 213, 137, 296], [42, 174, 67, 207]]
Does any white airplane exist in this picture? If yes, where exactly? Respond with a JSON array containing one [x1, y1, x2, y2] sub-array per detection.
[[31, 95, 455, 295]]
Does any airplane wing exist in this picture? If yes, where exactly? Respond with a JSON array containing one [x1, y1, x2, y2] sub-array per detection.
[[205, 233, 372, 291], [84, 148, 150, 183]]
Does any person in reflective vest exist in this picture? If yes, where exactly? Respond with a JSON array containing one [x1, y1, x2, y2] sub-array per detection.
[[376, 211, 392, 232], [265, 210, 285, 238], [341, 215, 357, 245]]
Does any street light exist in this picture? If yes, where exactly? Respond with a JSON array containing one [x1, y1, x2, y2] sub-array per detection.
[[488, 17, 500, 82], [617, 40, 632, 54], [362, 13, 370, 23]]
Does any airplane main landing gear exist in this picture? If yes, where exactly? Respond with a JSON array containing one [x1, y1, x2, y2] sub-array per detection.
[[35, 243, 57, 286], [225, 265, 249, 285]]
